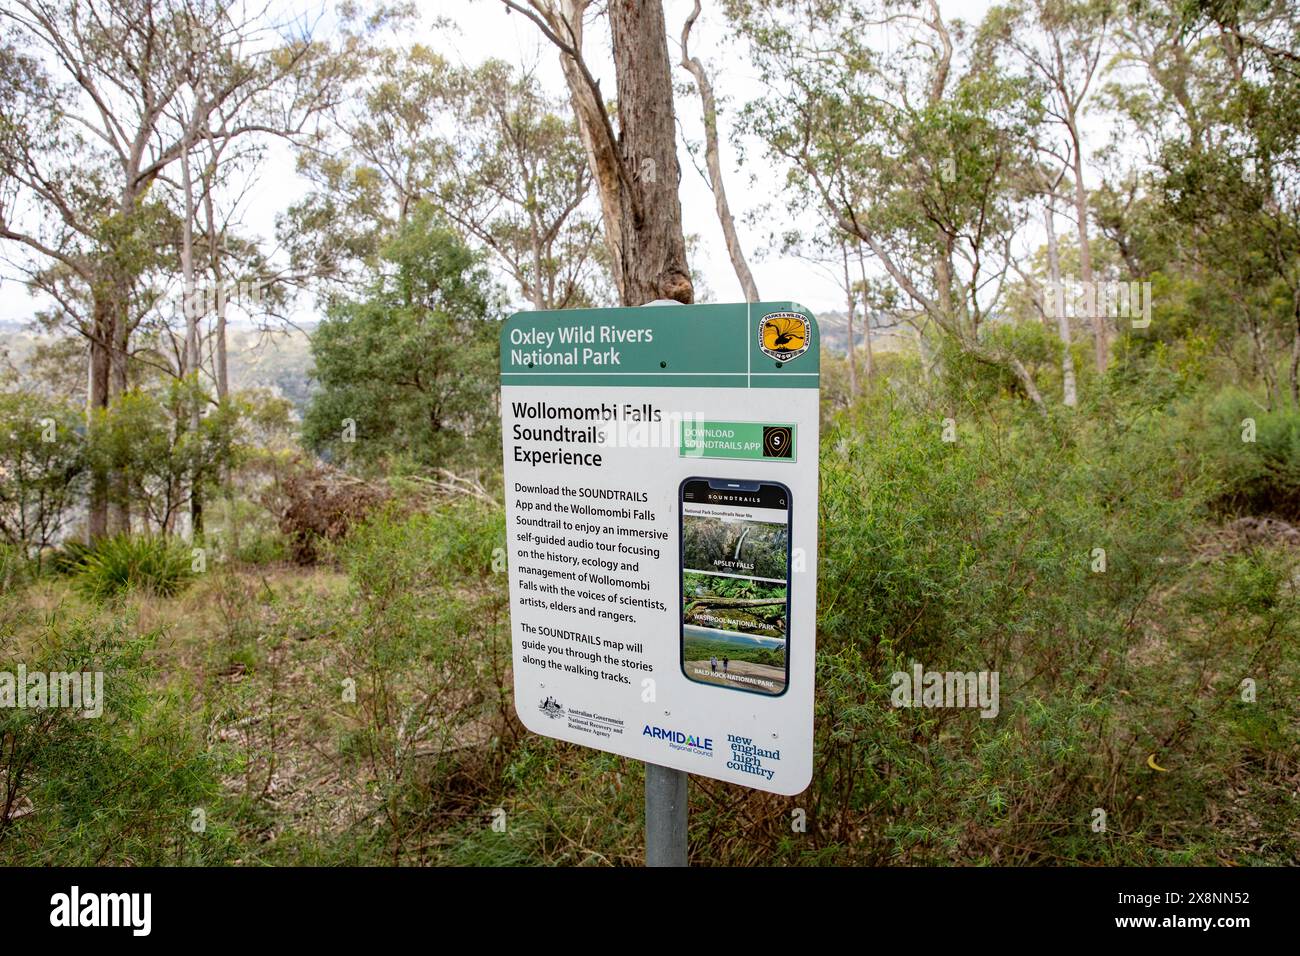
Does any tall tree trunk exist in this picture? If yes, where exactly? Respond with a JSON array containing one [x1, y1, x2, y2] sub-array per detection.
[[934, 250, 956, 333], [608, 0, 693, 304], [529, 192, 546, 310], [1045, 199, 1077, 408], [523, 0, 692, 302], [915, 320, 933, 384], [680, 0, 758, 302], [855, 241, 874, 381], [203, 173, 230, 402], [87, 290, 113, 541], [182, 151, 199, 380], [1069, 116, 1104, 374], [1247, 310, 1277, 411], [552, 0, 627, 302], [215, 280, 228, 401], [108, 275, 131, 536], [840, 240, 857, 398], [182, 142, 204, 539]]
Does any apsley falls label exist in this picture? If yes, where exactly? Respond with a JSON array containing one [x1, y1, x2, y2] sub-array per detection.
[[501, 302, 820, 795]]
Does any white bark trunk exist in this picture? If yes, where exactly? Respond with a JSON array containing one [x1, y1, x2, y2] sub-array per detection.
[[1045, 200, 1077, 408], [681, 0, 758, 302]]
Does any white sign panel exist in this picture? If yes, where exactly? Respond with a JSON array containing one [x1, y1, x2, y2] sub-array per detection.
[[501, 303, 819, 794]]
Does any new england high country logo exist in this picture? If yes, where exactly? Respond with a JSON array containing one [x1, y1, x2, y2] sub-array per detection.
[[643, 725, 713, 755], [759, 311, 810, 363]]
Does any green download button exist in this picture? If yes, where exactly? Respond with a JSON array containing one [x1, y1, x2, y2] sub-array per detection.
[[680, 420, 797, 462]]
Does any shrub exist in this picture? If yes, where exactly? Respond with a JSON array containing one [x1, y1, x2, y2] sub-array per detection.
[[73, 534, 195, 600], [45, 539, 93, 577], [231, 529, 288, 566], [275, 464, 388, 564], [1204, 388, 1300, 520], [329, 502, 512, 859], [0, 616, 232, 865], [0, 542, 29, 598], [0, 391, 87, 558], [301, 205, 502, 473], [800, 384, 1239, 864]]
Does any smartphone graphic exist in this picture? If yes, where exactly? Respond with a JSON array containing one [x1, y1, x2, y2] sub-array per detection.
[[679, 478, 791, 696]]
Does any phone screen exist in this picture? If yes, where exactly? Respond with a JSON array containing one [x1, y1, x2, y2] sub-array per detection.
[[679, 479, 791, 696]]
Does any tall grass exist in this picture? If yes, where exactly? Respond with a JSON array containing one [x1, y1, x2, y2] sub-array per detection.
[[73, 534, 196, 600]]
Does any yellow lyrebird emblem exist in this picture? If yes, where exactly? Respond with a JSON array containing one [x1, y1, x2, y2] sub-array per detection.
[[759, 311, 810, 363]]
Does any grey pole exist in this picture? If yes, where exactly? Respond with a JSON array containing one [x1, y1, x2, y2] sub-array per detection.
[[640, 298, 689, 867], [645, 762, 688, 866]]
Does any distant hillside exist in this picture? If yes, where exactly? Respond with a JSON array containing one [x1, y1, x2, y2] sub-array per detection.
[[227, 325, 315, 413], [0, 319, 318, 414], [0, 321, 49, 382], [817, 310, 916, 356]]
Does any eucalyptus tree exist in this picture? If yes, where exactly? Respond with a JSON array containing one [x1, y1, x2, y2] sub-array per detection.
[[1174, 0, 1300, 406], [0, 0, 192, 533], [439, 59, 611, 310], [500, 0, 695, 305], [0, 0, 334, 535], [680, 0, 759, 302], [981, 0, 1115, 375], [730, 0, 1047, 408], [284, 44, 608, 310], [1102, 0, 1300, 406]]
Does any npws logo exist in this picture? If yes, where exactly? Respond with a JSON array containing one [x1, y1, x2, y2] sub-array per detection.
[[759, 312, 810, 363], [49, 886, 151, 937]]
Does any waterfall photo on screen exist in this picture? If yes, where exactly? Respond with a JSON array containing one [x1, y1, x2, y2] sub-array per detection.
[[679, 481, 791, 696]]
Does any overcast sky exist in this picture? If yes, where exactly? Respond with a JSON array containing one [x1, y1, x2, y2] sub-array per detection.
[[3, 0, 1121, 329]]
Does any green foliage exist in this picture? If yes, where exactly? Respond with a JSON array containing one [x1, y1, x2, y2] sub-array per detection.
[[1202, 388, 1300, 519], [0, 616, 230, 865], [804, 382, 1289, 864], [0, 390, 86, 557], [231, 529, 288, 566], [322, 502, 511, 861], [85, 382, 259, 534], [4, 368, 1295, 866], [683, 638, 784, 667], [73, 533, 195, 600], [0, 541, 29, 591], [684, 570, 784, 601], [45, 538, 93, 577], [303, 204, 503, 472], [733, 0, 1042, 374], [282, 46, 609, 309]]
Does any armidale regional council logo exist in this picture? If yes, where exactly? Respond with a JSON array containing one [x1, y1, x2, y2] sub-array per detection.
[[759, 311, 810, 363]]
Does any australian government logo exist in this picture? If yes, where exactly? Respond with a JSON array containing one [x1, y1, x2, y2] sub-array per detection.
[[759, 311, 810, 363], [643, 725, 714, 757], [567, 707, 624, 740], [539, 696, 564, 719]]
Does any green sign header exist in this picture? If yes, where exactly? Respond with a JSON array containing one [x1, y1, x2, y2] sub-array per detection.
[[500, 302, 820, 388]]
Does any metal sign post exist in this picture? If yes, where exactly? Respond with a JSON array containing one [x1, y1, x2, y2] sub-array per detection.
[[644, 762, 688, 866], [641, 300, 690, 869]]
